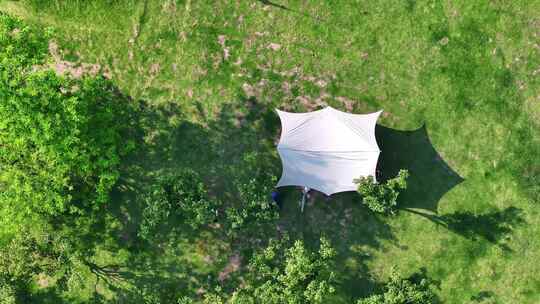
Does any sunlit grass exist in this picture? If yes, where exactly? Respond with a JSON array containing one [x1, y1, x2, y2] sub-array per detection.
[[1, 0, 539, 302]]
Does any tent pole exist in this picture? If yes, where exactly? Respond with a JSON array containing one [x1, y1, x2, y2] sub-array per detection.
[[301, 192, 306, 213]]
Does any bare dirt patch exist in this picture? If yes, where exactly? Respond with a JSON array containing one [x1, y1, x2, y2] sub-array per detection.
[[37, 40, 107, 79], [36, 273, 52, 288], [218, 253, 241, 282]]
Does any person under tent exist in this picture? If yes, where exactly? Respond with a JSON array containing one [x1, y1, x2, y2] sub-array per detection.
[[271, 189, 282, 209]]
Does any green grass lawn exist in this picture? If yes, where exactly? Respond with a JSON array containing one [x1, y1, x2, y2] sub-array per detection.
[[2, 0, 539, 302]]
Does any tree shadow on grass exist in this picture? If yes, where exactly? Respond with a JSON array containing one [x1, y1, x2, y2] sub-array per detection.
[[108, 98, 232, 250], [376, 124, 464, 213], [23, 287, 66, 304], [92, 90, 433, 302], [255, 0, 322, 21], [91, 94, 284, 299], [103, 95, 465, 302], [470, 290, 495, 302], [198, 97, 282, 199], [404, 207, 524, 251], [79, 252, 218, 303], [107, 99, 189, 246], [110, 96, 295, 299], [158, 95, 399, 301]]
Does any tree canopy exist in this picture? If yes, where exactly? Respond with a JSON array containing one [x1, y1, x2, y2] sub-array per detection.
[[356, 268, 438, 304], [243, 237, 336, 304], [195, 237, 337, 304], [139, 169, 221, 241], [0, 13, 133, 235]]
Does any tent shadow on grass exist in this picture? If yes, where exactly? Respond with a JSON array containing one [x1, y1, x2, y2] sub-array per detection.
[[375, 124, 464, 213], [375, 125, 524, 251]]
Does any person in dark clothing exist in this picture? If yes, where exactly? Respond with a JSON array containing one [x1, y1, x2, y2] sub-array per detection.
[[271, 190, 282, 209]]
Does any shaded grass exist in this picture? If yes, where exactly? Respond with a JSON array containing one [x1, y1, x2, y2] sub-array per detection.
[[1, 0, 539, 303]]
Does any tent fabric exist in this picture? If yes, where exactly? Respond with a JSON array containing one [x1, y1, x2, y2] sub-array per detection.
[[276, 106, 382, 195]]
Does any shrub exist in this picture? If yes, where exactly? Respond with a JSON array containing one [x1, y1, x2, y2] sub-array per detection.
[[0, 230, 71, 302], [354, 169, 409, 215], [224, 152, 279, 236], [0, 12, 51, 67], [139, 170, 220, 240], [0, 280, 16, 304], [225, 176, 279, 233], [356, 268, 437, 304]]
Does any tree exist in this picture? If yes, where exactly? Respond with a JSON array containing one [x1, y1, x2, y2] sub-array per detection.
[[0, 13, 134, 229], [357, 268, 437, 304], [233, 237, 336, 304], [354, 170, 409, 215], [139, 169, 221, 241], [181, 237, 336, 304]]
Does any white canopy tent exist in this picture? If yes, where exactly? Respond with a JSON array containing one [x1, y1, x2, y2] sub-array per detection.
[[276, 106, 382, 199]]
